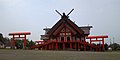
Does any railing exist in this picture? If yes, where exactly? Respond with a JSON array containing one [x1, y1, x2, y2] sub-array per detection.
[[35, 40, 90, 45], [32, 39, 102, 50], [46, 40, 84, 43]]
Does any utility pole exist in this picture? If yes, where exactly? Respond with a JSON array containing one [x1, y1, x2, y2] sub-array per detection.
[[113, 37, 115, 50], [110, 38, 112, 45], [113, 37, 115, 44]]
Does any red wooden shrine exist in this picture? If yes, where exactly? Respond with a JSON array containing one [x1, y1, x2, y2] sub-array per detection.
[[30, 12, 108, 51], [9, 32, 31, 49]]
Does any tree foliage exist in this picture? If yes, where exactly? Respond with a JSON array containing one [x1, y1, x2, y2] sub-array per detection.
[[0, 33, 11, 46], [110, 43, 120, 50], [15, 39, 35, 49]]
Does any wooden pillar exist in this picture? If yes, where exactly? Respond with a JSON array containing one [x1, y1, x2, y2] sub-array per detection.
[[24, 35, 26, 49], [45, 45, 47, 50], [99, 48, 101, 51], [42, 46, 44, 50], [12, 35, 15, 49], [65, 27, 66, 42], [70, 43, 72, 49], [63, 43, 65, 49], [96, 48, 98, 51], [102, 38, 104, 51], [78, 43, 80, 50], [90, 38, 92, 51], [79, 44, 81, 51], [48, 44, 51, 50], [74, 42, 76, 49], [65, 34, 66, 42], [19, 35, 20, 38], [84, 44, 86, 51], [56, 43, 58, 50], [52, 43, 54, 50]]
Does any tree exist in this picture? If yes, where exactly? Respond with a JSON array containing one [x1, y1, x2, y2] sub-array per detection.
[[26, 39, 35, 47], [0, 33, 4, 44], [29, 40, 35, 47], [15, 39, 23, 49], [14, 39, 35, 49], [110, 43, 120, 50], [104, 43, 109, 50]]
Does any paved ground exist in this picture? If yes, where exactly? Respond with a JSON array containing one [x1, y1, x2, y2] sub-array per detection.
[[0, 49, 120, 60]]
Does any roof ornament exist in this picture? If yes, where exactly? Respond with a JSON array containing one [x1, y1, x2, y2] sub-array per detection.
[[67, 9, 74, 16], [55, 10, 62, 16], [55, 9, 74, 18]]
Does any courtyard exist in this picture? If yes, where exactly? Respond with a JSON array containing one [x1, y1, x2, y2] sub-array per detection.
[[0, 49, 120, 60]]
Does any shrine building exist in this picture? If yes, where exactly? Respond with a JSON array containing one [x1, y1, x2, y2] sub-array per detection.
[[40, 13, 93, 50], [31, 10, 108, 51]]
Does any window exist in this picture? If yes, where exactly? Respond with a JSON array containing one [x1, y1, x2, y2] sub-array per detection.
[[67, 36, 70, 41], [61, 36, 64, 42], [60, 33, 65, 36], [66, 33, 71, 35]]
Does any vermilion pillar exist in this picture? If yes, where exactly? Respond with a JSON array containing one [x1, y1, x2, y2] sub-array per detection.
[[56, 43, 58, 49], [63, 43, 65, 49], [74, 42, 76, 49], [84, 44, 86, 51], [102, 38, 104, 50], [24, 35, 26, 49], [79, 44, 81, 50], [78, 43, 80, 50], [90, 38, 92, 51], [12, 35, 15, 49], [45, 45, 47, 50], [52, 43, 54, 50], [70, 43, 72, 49]]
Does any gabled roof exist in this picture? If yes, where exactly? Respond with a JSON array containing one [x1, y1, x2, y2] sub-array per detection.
[[79, 26, 93, 35], [47, 13, 84, 36]]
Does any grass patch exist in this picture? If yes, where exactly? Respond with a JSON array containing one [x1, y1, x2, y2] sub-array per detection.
[[0, 49, 120, 60]]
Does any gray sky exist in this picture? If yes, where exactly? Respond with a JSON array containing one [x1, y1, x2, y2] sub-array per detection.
[[0, 0, 120, 44]]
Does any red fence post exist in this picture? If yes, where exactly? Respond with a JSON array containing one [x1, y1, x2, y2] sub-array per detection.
[[102, 38, 104, 51], [56, 43, 58, 49], [12, 35, 15, 49], [24, 35, 26, 49], [63, 43, 65, 49], [70, 43, 72, 49], [84, 44, 86, 51], [74, 42, 76, 49]]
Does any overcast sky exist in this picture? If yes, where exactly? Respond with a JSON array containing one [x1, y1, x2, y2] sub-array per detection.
[[0, 0, 120, 44]]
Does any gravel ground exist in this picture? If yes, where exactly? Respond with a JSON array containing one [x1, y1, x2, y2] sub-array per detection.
[[0, 49, 120, 60]]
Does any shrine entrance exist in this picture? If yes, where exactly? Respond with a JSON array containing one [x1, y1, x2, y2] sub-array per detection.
[[9, 32, 31, 49], [86, 35, 108, 51]]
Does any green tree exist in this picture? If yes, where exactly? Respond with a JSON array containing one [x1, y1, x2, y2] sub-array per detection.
[[14, 39, 35, 49], [29, 40, 35, 47], [0, 33, 11, 48], [0, 33, 4, 44], [104, 43, 109, 50], [110, 43, 120, 50]]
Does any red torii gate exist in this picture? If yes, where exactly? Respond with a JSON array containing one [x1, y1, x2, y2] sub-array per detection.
[[86, 35, 108, 51], [9, 32, 31, 49]]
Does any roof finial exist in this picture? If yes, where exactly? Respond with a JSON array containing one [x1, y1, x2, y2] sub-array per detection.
[[55, 10, 62, 16], [67, 8, 74, 16], [55, 9, 74, 19]]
